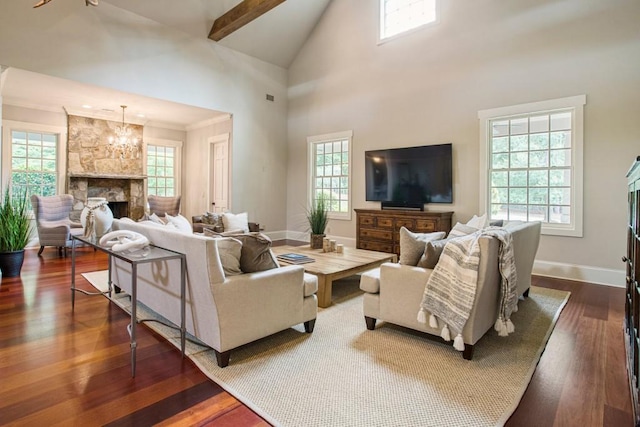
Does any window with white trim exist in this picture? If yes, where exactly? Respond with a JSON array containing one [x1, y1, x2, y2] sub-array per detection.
[[380, 0, 437, 41], [146, 140, 182, 197], [478, 95, 586, 237], [308, 131, 353, 220], [10, 130, 58, 198]]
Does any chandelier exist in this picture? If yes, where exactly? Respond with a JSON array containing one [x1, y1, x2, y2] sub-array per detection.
[[107, 105, 140, 159]]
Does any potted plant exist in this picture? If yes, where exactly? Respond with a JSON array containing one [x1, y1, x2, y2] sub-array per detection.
[[307, 193, 329, 249], [0, 186, 32, 277]]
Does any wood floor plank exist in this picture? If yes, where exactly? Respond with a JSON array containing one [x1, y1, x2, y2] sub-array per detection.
[[0, 249, 635, 426]]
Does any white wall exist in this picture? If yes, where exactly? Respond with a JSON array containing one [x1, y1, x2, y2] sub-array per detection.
[[287, 0, 640, 285], [0, 1, 289, 231]]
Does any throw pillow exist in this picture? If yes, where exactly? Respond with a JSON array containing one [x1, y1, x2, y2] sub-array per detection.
[[222, 212, 249, 233], [466, 213, 489, 229], [233, 232, 278, 273], [202, 211, 224, 232], [398, 227, 446, 266], [213, 237, 243, 276], [448, 222, 479, 238], [165, 214, 192, 234], [489, 219, 504, 227], [418, 238, 452, 269], [149, 213, 168, 225]]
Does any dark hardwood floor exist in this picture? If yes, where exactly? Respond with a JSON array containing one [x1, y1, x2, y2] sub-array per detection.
[[0, 248, 635, 426]]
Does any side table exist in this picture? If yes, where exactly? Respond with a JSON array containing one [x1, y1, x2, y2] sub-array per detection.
[[71, 234, 186, 377]]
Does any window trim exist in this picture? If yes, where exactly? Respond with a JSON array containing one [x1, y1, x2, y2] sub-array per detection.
[[307, 130, 353, 221], [478, 95, 586, 237], [144, 138, 183, 198], [378, 0, 439, 44], [1, 120, 67, 193]]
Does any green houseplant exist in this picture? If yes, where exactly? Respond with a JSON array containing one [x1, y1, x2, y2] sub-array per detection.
[[307, 194, 329, 249], [0, 186, 32, 277]]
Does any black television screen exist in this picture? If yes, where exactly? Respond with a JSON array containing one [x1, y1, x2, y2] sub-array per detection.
[[365, 143, 453, 205]]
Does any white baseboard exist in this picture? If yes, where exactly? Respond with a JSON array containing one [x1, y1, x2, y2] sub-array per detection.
[[533, 260, 625, 288], [275, 230, 625, 288]]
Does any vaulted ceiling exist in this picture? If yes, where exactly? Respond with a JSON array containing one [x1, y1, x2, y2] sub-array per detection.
[[101, 0, 331, 69]]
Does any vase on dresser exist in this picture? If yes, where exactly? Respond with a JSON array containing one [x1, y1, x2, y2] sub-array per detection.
[[81, 197, 114, 241]]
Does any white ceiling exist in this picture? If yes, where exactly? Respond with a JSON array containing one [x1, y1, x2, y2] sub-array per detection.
[[1, 0, 331, 129], [101, 0, 331, 69]]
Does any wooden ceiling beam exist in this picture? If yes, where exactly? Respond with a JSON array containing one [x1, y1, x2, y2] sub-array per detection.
[[208, 0, 286, 42]]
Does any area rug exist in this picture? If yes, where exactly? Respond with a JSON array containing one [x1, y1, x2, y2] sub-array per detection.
[[82, 271, 570, 427]]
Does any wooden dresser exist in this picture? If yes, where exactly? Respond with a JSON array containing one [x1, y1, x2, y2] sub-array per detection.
[[354, 209, 453, 255], [625, 156, 640, 427]]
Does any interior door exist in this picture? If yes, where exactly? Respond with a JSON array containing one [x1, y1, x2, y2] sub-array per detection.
[[209, 134, 230, 213]]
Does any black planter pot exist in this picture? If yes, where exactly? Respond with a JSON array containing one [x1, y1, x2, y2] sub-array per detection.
[[0, 250, 26, 278]]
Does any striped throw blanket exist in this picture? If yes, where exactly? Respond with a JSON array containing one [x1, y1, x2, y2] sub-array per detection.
[[417, 228, 517, 351]]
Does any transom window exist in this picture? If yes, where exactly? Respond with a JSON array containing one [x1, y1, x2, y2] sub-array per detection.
[[380, 0, 437, 41], [10, 130, 58, 197], [308, 131, 353, 220], [479, 95, 586, 237]]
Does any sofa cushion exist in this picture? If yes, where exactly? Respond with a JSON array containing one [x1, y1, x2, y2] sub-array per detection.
[[399, 227, 446, 266], [222, 212, 249, 233], [233, 232, 278, 273], [303, 273, 319, 297], [213, 237, 243, 276], [360, 268, 381, 293]]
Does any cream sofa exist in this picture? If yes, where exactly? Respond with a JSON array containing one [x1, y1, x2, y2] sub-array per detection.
[[360, 221, 541, 360], [109, 219, 318, 367]]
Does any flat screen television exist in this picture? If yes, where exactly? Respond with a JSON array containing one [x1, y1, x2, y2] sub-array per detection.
[[365, 143, 453, 207]]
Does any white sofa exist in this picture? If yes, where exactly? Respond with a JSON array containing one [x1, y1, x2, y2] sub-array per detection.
[[360, 221, 541, 360], [109, 219, 318, 367]]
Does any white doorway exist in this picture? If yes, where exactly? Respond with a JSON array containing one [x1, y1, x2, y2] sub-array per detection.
[[208, 133, 230, 213]]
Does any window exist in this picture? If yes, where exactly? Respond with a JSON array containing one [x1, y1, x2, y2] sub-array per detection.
[[308, 131, 353, 220], [2, 119, 67, 200], [380, 0, 437, 41], [478, 95, 586, 237], [146, 140, 182, 197]]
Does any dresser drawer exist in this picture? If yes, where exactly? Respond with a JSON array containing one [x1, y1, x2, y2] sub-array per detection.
[[415, 219, 436, 232], [395, 218, 415, 230], [376, 217, 394, 228], [360, 228, 393, 241], [359, 215, 375, 226], [360, 240, 394, 253]]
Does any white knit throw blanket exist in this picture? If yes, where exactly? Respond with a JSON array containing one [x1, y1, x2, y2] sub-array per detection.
[[417, 228, 518, 351]]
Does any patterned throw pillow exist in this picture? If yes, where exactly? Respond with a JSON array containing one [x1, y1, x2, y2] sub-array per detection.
[[202, 211, 224, 232], [398, 227, 446, 266], [447, 222, 480, 238]]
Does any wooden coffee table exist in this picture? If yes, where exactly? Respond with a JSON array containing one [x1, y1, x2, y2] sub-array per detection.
[[272, 245, 397, 308]]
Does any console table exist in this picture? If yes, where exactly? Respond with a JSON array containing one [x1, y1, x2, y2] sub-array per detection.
[[354, 209, 453, 255], [70, 235, 186, 377]]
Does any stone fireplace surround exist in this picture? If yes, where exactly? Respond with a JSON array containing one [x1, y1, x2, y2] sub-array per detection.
[[66, 114, 146, 221], [68, 174, 145, 221]]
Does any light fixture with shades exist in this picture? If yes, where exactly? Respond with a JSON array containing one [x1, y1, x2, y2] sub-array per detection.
[[107, 105, 140, 159]]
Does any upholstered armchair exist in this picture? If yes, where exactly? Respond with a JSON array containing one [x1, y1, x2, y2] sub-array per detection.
[[30, 194, 84, 255], [147, 195, 181, 216]]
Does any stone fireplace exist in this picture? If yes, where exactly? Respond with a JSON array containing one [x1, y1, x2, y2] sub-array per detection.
[[66, 114, 146, 220]]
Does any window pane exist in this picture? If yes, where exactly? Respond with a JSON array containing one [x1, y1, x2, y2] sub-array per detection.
[[529, 188, 548, 204], [509, 188, 527, 204], [550, 169, 571, 186], [529, 170, 548, 187], [491, 171, 508, 187], [529, 133, 549, 150], [550, 131, 571, 149], [491, 204, 508, 220], [492, 120, 509, 137], [12, 158, 27, 170], [509, 171, 527, 187], [529, 115, 549, 133], [550, 187, 571, 205], [510, 118, 528, 135], [510, 152, 528, 168], [508, 204, 528, 221], [550, 112, 571, 131], [550, 149, 571, 167], [549, 206, 571, 224], [510, 135, 528, 152], [491, 187, 508, 203], [492, 153, 509, 169], [528, 205, 548, 222], [492, 137, 509, 152], [529, 150, 549, 168]]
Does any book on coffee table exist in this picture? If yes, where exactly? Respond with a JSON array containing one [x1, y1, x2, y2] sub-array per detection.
[[277, 253, 315, 264]]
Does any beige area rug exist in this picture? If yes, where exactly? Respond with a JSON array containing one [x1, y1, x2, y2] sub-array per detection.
[[82, 271, 570, 427]]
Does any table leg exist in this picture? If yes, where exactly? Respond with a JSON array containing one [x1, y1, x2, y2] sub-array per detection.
[[71, 238, 76, 311], [317, 274, 332, 308], [180, 256, 186, 357], [131, 263, 137, 377]]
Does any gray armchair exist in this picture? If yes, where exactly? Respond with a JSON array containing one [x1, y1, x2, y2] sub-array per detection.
[[147, 195, 181, 216], [30, 194, 84, 255]]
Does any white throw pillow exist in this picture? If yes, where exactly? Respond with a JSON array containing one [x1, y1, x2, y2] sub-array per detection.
[[149, 213, 167, 225], [165, 214, 192, 234], [448, 222, 480, 238], [222, 212, 249, 233], [466, 214, 488, 229], [213, 237, 243, 276]]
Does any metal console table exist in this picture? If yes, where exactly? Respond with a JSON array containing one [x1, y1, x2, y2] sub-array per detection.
[[71, 234, 186, 377]]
